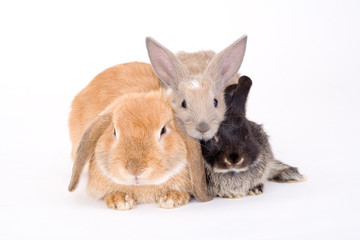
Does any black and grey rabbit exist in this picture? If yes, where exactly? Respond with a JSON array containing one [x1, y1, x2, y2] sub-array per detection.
[[200, 76, 304, 198]]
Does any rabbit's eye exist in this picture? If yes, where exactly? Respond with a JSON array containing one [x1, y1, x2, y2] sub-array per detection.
[[113, 128, 117, 138], [213, 98, 218, 107], [181, 100, 187, 109], [160, 126, 167, 136], [158, 125, 167, 141]]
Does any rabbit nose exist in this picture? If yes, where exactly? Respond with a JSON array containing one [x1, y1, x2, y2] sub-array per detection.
[[128, 168, 143, 177], [229, 153, 241, 164], [126, 159, 145, 176], [196, 121, 210, 134]]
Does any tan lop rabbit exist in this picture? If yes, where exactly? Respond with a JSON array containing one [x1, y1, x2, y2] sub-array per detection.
[[68, 63, 210, 210]]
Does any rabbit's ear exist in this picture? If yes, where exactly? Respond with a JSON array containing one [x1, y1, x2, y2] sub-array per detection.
[[146, 37, 188, 90], [224, 83, 238, 107], [68, 113, 113, 192], [185, 136, 213, 202], [205, 35, 247, 89], [230, 76, 252, 116]]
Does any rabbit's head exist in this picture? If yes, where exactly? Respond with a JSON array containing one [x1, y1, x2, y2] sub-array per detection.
[[68, 90, 188, 191], [146, 36, 247, 141], [201, 76, 260, 173]]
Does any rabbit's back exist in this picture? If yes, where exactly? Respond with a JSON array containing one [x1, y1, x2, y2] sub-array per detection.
[[69, 62, 160, 159], [248, 121, 272, 154], [177, 50, 240, 86], [177, 51, 215, 75]]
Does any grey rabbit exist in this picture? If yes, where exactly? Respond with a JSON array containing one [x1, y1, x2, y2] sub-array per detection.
[[146, 36, 247, 141], [200, 76, 305, 198]]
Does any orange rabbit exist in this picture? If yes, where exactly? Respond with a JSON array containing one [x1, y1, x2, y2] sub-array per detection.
[[68, 63, 210, 210]]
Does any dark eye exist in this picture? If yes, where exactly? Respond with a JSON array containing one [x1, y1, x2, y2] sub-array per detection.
[[160, 126, 166, 136], [181, 100, 187, 108], [213, 98, 218, 107], [113, 128, 117, 137]]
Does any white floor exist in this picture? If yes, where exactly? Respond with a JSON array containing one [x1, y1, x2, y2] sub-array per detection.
[[1, 1, 359, 239]]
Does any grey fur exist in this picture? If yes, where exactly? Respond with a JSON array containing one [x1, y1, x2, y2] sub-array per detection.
[[202, 77, 305, 198], [146, 36, 247, 141], [205, 121, 304, 198]]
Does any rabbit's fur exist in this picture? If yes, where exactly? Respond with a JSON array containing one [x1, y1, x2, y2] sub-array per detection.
[[146, 36, 247, 141], [201, 76, 304, 198], [68, 63, 211, 209]]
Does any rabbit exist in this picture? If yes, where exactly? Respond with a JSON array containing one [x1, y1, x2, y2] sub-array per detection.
[[68, 63, 211, 209], [146, 35, 247, 141], [69, 35, 249, 203], [200, 76, 305, 198]]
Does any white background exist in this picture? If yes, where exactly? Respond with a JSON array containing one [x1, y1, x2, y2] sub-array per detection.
[[1, 0, 359, 239]]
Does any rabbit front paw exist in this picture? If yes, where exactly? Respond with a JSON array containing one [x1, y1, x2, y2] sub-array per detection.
[[218, 194, 244, 199], [104, 192, 136, 211], [158, 190, 190, 209], [248, 184, 263, 196]]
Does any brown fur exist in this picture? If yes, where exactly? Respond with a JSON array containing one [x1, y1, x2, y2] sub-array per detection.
[[69, 62, 160, 159], [68, 63, 211, 209], [70, 35, 248, 206], [176, 51, 216, 75], [176, 50, 240, 86], [68, 113, 112, 191]]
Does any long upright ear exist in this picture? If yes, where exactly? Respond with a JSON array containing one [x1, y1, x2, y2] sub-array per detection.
[[230, 76, 252, 116], [205, 35, 247, 89], [146, 37, 189, 90], [68, 114, 113, 192], [183, 135, 213, 202], [224, 83, 238, 107]]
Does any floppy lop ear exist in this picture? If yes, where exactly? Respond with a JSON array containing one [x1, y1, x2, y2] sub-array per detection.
[[68, 114, 113, 192], [184, 135, 213, 202], [146, 37, 189, 90], [205, 35, 247, 89]]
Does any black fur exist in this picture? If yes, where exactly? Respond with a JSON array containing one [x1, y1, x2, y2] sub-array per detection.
[[201, 76, 260, 173], [200, 76, 304, 198]]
